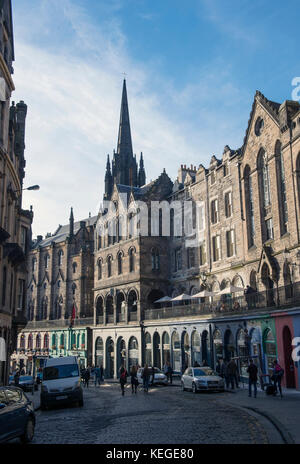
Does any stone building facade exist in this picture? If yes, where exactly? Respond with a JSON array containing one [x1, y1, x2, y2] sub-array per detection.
[[11, 211, 96, 372], [16, 80, 300, 389], [0, 0, 33, 385]]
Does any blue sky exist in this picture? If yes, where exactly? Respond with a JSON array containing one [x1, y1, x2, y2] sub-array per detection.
[[12, 0, 300, 236]]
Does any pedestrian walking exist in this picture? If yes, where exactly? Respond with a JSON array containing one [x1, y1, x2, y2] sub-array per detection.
[[247, 359, 258, 398], [227, 358, 238, 389], [94, 366, 101, 386], [167, 362, 173, 384], [272, 360, 284, 398], [119, 365, 128, 396], [130, 365, 139, 394], [100, 364, 104, 382], [84, 367, 90, 388], [142, 364, 150, 392], [216, 357, 226, 379], [224, 360, 230, 389]]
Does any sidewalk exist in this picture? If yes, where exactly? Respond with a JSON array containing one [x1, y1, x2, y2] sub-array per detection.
[[221, 384, 300, 444]]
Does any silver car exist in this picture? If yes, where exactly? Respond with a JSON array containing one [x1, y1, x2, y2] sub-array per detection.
[[181, 367, 225, 393], [137, 367, 168, 385]]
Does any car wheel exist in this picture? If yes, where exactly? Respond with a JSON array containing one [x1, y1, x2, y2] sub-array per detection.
[[181, 382, 185, 391], [192, 382, 197, 394], [20, 417, 35, 444]]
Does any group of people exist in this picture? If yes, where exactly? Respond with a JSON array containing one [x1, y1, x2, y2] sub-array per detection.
[[80, 365, 104, 388], [118, 362, 174, 396], [216, 356, 284, 398]]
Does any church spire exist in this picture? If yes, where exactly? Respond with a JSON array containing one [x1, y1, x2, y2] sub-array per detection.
[[104, 154, 113, 199], [138, 152, 146, 187], [69, 207, 74, 238], [117, 79, 133, 159]]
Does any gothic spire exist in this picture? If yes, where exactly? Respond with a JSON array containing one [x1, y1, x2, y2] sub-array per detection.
[[69, 207, 74, 238], [104, 154, 113, 199], [138, 152, 146, 187], [117, 79, 133, 159]]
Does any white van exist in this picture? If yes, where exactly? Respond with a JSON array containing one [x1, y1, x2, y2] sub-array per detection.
[[40, 356, 83, 410]]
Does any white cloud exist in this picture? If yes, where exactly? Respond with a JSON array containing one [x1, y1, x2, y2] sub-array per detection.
[[12, 0, 250, 237]]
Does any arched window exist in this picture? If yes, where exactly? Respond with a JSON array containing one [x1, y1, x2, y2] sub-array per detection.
[[60, 333, 65, 348], [129, 248, 135, 272], [81, 333, 85, 348], [58, 250, 63, 267], [244, 165, 255, 248], [151, 248, 160, 270], [52, 334, 57, 349], [43, 333, 49, 349], [107, 256, 112, 277], [36, 333, 41, 349], [72, 262, 77, 274], [275, 141, 288, 235], [72, 283, 76, 295], [97, 260, 102, 280], [27, 334, 33, 350], [118, 252, 123, 275], [20, 334, 25, 350]]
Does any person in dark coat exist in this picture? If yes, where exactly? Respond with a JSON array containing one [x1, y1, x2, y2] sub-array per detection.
[[83, 367, 90, 388], [142, 364, 150, 392], [216, 358, 226, 378], [119, 365, 128, 396], [227, 358, 238, 389], [247, 359, 258, 398], [14, 370, 20, 386], [272, 360, 284, 398], [167, 362, 173, 384], [130, 365, 139, 394], [100, 364, 104, 381]]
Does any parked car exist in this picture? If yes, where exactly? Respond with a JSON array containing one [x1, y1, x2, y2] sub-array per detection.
[[181, 367, 225, 393], [137, 367, 168, 385], [0, 386, 36, 444], [19, 376, 39, 392], [40, 356, 83, 410]]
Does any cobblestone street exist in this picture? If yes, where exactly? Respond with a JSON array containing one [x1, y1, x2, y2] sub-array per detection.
[[31, 383, 273, 444]]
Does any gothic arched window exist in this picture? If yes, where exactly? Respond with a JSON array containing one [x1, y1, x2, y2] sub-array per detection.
[[275, 141, 288, 235]]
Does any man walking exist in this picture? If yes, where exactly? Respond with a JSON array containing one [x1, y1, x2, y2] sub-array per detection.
[[227, 358, 238, 389], [247, 359, 258, 398], [119, 365, 128, 396], [84, 367, 90, 388], [167, 362, 173, 384], [142, 364, 150, 392], [94, 366, 101, 387]]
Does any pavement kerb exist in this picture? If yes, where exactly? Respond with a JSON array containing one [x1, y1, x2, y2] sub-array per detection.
[[221, 398, 295, 445]]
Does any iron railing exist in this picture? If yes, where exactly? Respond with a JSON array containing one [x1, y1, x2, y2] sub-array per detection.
[[143, 282, 300, 321], [25, 318, 94, 330]]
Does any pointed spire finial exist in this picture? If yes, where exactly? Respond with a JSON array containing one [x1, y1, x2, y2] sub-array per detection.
[[69, 207, 74, 238]]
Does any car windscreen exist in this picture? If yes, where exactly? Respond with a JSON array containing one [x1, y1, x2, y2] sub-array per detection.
[[193, 368, 216, 377], [43, 364, 79, 381]]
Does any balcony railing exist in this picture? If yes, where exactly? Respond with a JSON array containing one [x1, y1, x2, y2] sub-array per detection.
[[143, 282, 300, 321], [106, 315, 114, 324]]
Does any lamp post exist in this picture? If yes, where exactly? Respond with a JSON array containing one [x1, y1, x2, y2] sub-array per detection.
[[14, 185, 40, 193]]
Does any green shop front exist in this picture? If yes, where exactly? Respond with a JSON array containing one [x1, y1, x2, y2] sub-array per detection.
[[49, 328, 90, 369]]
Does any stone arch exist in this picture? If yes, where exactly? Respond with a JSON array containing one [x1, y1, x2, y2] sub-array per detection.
[[27, 333, 33, 350], [128, 289, 138, 321], [96, 295, 104, 322], [128, 337, 139, 369], [181, 331, 191, 371], [220, 279, 230, 290], [106, 337, 115, 378], [191, 330, 201, 366], [117, 336, 127, 374], [171, 331, 180, 372], [116, 291, 125, 321], [128, 247, 136, 272], [95, 337, 104, 368], [201, 330, 210, 365], [105, 294, 114, 323]]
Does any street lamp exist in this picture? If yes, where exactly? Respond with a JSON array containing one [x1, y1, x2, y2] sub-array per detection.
[[14, 185, 40, 193]]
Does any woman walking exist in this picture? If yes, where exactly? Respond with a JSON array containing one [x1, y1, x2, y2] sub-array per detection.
[[142, 364, 150, 392], [272, 360, 284, 398], [130, 365, 139, 394], [119, 365, 128, 396]]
